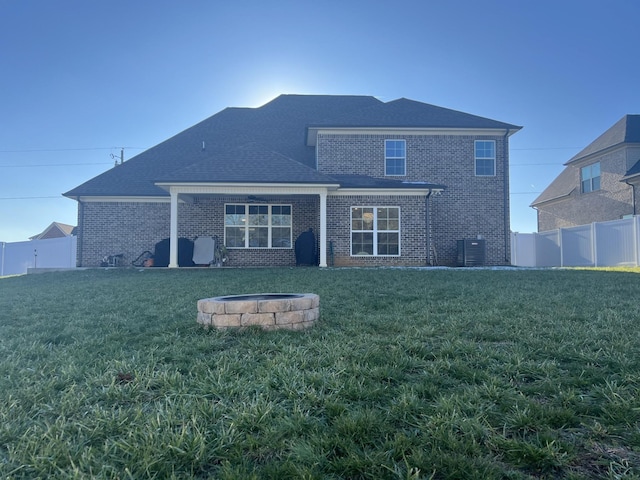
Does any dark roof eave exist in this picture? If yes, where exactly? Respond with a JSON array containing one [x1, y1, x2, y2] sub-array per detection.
[[307, 124, 521, 130], [63, 192, 170, 201], [154, 181, 342, 192], [621, 173, 640, 183], [306, 125, 522, 146], [530, 189, 575, 207], [337, 187, 446, 192], [567, 142, 640, 166]]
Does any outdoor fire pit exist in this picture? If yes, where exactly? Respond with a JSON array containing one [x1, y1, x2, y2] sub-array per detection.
[[197, 293, 319, 330]]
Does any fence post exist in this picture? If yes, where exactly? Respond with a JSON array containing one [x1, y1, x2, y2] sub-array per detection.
[[592, 222, 598, 267], [635, 216, 640, 267], [510, 232, 516, 266]]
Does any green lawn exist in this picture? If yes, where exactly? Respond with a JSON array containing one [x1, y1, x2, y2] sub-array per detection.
[[1, 267, 639, 479]]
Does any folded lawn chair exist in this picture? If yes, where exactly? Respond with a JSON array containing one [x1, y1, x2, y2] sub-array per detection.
[[192, 236, 216, 266]]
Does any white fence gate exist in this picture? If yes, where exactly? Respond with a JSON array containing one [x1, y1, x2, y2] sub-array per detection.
[[0, 236, 77, 276], [511, 216, 640, 267]]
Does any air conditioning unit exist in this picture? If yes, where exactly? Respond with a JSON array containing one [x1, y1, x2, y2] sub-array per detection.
[[456, 239, 486, 267]]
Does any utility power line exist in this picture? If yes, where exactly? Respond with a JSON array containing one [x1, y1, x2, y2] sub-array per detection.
[[511, 162, 564, 166], [511, 147, 581, 151], [0, 196, 64, 200], [0, 147, 146, 153], [0, 161, 562, 168], [0, 163, 113, 168]]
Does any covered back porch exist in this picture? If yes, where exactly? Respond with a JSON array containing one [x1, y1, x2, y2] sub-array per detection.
[[162, 184, 335, 268]]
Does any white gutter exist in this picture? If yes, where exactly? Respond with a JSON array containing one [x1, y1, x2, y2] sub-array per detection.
[[307, 126, 521, 146]]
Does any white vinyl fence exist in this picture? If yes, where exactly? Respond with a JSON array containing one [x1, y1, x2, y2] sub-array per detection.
[[0, 236, 77, 276], [511, 216, 640, 267]]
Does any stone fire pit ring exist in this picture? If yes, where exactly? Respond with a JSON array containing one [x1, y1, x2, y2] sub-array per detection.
[[197, 293, 319, 330]]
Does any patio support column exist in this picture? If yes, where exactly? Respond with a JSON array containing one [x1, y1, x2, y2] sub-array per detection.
[[169, 189, 179, 268], [319, 191, 328, 267]]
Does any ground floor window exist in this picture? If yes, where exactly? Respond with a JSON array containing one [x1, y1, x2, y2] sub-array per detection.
[[351, 206, 400, 256], [225, 204, 292, 248]]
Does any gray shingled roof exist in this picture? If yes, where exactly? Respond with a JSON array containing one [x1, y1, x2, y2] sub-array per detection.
[[623, 159, 640, 181], [329, 174, 445, 190], [567, 114, 640, 164], [532, 114, 640, 206], [530, 167, 577, 206], [312, 98, 522, 130], [64, 94, 516, 198], [156, 143, 338, 185]]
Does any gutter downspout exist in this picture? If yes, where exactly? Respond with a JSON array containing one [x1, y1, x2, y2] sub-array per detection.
[[503, 130, 510, 263], [624, 180, 637, 215], [425, 190, 432, 265]]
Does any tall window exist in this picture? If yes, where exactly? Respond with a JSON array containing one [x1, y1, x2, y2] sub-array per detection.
[[351, 207, 400, 256], [581, 162, 600, 193], [385, 140, 406, 176], [475, 140, 496, 176], [224, 204, 292, 248]]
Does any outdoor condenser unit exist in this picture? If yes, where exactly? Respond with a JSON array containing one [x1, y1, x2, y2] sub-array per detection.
[[456, 239, 486, 267]]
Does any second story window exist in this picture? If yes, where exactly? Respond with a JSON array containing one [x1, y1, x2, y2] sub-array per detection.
[[385, 140, 406, 176], [581, 162, 600, 193], [475, 140, 496, 176]]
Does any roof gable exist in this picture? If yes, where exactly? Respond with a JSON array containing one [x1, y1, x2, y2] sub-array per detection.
[[30, 222, 76, 240], [568, 114, 640, 163]]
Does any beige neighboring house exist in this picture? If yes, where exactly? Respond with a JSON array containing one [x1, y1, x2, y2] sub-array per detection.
[[30, 222, 77, 240], [531, 115, 640, 232]]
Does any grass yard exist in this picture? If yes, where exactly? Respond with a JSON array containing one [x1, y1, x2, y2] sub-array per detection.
[[1, 267, 640, 479]]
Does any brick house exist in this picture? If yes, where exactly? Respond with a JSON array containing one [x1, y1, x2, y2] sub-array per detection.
[[531, 115, 640, 232], [29, 222, 76, 240], [64, 95, 521, 267]]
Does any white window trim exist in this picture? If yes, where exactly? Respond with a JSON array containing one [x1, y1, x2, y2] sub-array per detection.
[[385, 139, 406, 176], [350, 206, 401, 257], [224, 203, 293, 249], [474, 140, 496, 177], [581, 162, 601, 193]]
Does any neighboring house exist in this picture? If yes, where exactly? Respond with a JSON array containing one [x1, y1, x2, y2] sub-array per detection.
[[531, 115, 640, 232], [64, 95, 521, 268], [29, 222, 76, 240]]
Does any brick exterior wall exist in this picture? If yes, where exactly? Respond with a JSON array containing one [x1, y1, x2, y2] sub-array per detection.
[[78, 196, 319, 267], [78, 201, 170, 267], [318, 133, 510, 265], [327, 195, 427, 266], [77, 133, 512, 268], [537, 148, 636, 232]]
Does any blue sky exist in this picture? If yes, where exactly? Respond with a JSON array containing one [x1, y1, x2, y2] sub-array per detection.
[[1, 0, 639, 242]]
